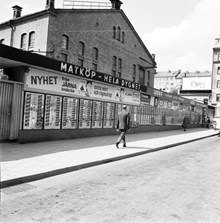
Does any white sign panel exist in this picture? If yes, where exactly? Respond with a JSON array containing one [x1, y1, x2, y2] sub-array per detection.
[[182, 77, 211, 91], [25, 69, 140, 105]]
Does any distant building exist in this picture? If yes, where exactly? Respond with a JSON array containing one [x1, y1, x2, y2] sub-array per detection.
[[154, 70, 182, 94], [154, 70, 212, 105], [211, 37, 220, 117]]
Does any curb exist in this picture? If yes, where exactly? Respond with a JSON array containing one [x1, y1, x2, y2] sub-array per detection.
[[1, 133, 218, 189]]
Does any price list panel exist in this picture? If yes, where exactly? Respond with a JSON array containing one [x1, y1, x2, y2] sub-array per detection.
[[23, 92, 44, 129], [103, 102, 115, 128], [62, 97, 78, 129], [44, 95, 62, 129], [92, 101, 103, 128], [79, 99, 92, 129]]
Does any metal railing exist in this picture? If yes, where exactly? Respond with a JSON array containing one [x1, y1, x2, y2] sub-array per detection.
[[63, 0, 112, 9]]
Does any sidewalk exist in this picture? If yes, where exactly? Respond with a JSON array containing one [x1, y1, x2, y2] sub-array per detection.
[[0, 128, 219, 188]]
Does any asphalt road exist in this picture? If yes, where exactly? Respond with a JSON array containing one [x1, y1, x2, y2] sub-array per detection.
[[1, 135, 220, 223]]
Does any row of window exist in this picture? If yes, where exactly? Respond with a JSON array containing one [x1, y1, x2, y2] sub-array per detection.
[[113, 26, 125, 43], [20, 31, 35, 50]]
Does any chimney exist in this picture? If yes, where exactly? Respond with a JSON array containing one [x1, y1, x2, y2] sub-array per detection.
[[110, 0, 123, 9], [45, 0, 55, 10], [151, 53, 156, 60], [12, 5, 22, 19], [215, 38, 220, 47]]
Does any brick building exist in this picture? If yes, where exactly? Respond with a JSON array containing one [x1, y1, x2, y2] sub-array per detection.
[[0, 0, 156, 87], [211, 37, 220, 116]]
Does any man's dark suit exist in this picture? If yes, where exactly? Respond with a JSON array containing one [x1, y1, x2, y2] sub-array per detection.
[[116, 107, 130, 148]]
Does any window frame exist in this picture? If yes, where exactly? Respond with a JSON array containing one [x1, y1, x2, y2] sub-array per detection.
[[20, 33, 27, 50], [78, 41, 85, 56], [28, 31, 35, 49], [61, 35, 69, 50]]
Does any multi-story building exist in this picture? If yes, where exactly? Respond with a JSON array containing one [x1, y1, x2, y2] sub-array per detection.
[[211, 37, 220, 117], [154, 70, 212, 104], [154, 70, 182, 94], [0, 0, 156, 87]]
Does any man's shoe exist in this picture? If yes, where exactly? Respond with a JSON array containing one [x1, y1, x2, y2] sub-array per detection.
[[123, 144, 126, 147], [116, 143, 119, 148]]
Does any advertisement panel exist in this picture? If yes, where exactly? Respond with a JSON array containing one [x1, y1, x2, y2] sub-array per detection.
[[182, 77, 211, 91], [25, 69, 140, 105]]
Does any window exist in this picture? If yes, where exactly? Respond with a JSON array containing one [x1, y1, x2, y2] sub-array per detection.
[[132, 64, 136, 80], [0, 39, 4, 44], [92, 47, 98, 71], [61, 53, 68, 62], [113, 26, 116, 39], [147, 70, 150, 80], [122, 31, 125, 43], [218, 54, 220, 62], [28, 31, 35, 49], [20, 33, 27, 50], [117, 26, 121, 41], [217, 67, 220, 75], [139, 68, 145, 85], [92, 47, 98, 61], [62, 35, 69, 50], [217, 94, 220, 102], [112, 56, 117, 77], [132, 77, 136, 82], [78, 41, 85, 56], [217, 80, 220, 88], [118, 58, 122, 78]]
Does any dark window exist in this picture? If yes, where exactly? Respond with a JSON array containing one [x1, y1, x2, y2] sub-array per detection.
[[118, 58, 122, 78], [117, 26, 121, 41], [92, 47, 98, 61], [217, 67, 220, 75], [20, 33, 27, 50], [113, 26, 116, 39], [132, 77, 136, 82], [139, 68, 145, 85], [112, 56, 117, 77], [62, 35, 69, 50], [217, 94, 220, 102], [147, 70, 150, 80], [132, 64, 136, 78], [28, 31, 35, 49], [0, 39, 4, 44], [78, 41, 85, 56], [122, 31, 125, 43]]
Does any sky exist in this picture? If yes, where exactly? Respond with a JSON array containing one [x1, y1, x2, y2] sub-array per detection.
[[0, 0, 219, 72]]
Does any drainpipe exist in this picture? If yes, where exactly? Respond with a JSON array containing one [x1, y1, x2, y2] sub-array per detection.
[[9, 20, 15, 47]]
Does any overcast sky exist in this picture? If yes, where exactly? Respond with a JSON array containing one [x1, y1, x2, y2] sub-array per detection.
[[0, 0, 219, 72]]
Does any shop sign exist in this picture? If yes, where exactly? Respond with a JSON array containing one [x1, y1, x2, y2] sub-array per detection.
[[60, 62, 140, 91], [140, 93, 150, 104], [25, 69, 140, 105]]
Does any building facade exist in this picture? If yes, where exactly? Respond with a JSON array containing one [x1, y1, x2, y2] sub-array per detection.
[[211, 38, 220, 117], [0, 0, 156, 88], [154, 70, 182, 94]]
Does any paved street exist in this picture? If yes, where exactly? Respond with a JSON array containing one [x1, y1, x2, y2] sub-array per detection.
[[1, 136, 220, 223]]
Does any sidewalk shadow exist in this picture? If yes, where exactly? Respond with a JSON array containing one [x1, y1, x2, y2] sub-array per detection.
[[0, 128, 210, 162]]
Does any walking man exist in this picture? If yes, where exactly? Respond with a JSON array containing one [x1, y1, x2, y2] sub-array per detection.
[[116, 105, 131, 148], [182, 115, 189, 131]]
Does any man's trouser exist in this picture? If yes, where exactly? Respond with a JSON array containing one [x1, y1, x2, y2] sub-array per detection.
[[116, 129, 126, 145]]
